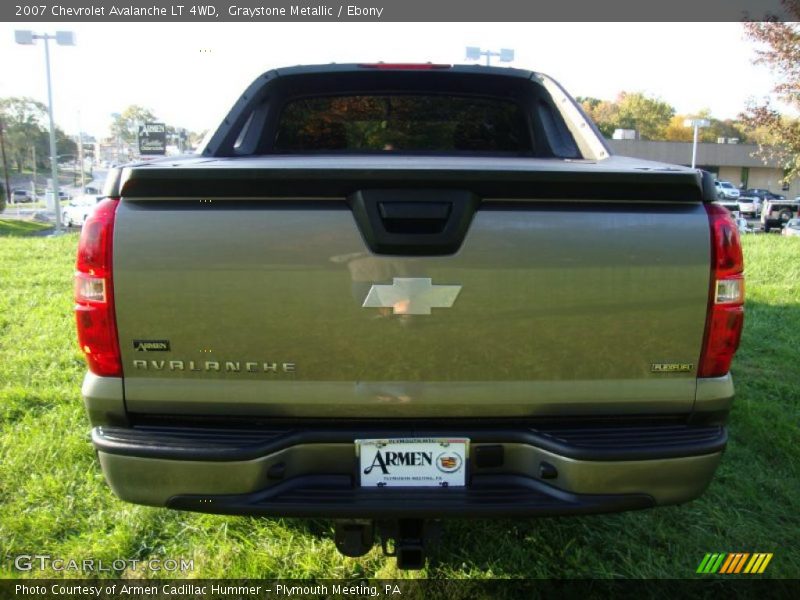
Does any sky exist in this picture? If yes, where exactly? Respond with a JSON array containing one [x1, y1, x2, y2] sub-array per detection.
[[0, 22, 785, 139]]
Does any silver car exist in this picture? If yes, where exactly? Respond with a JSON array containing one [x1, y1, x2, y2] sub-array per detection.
[[781, 218, 800, 237], [737, 195, 760, 218], [715, 180, 740, 200]]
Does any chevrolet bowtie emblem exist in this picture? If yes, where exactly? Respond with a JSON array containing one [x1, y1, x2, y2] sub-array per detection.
[[362, 278, 461, 315]]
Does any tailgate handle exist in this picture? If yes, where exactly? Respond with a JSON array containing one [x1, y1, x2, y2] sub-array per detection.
[[379, 201, 452, 220], [378, 201, 452, 234], [349, 189, 480, 256]]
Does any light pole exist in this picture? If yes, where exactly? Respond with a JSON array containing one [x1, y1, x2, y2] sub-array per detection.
[[684, 118, 710, 169], [15, 29, 75, 233], [77, 112, 86, 192], [466, 46, 514, 67]]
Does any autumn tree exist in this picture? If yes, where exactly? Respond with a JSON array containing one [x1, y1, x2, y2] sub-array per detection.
[[579, 93, 674, 140], [706, 118, 749, 144], [664, 110, 749, 143], [741, 3, 800, 182], [577, 97, 620, 138], [663, 115, 695, 142], [615, 92, 675, 140]]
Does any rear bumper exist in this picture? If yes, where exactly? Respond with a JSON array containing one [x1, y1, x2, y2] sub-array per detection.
[[167, 474, 655, 518], [92, 421, 726, 517]]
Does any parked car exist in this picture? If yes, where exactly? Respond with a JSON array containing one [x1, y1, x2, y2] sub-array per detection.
[[12, 189, 33, 203], [743, 188, 785, 202], [62, 194, 103, 227], [716, 198, 740, 216], [781, 218, 800, 237], [735, 217, 754, 234], [737, 195, 760, 218], [761, 198, 800, 232], [715, 180, 740, 200]]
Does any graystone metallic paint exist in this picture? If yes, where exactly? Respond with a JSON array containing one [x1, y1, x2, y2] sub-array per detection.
[[111, 199, 712, 417], [81, 372, 734, 425], [694, 374, 735, 412], [96, 445, 723, 508], [116, 378, 698, 418], [81, 373, 125, 426]]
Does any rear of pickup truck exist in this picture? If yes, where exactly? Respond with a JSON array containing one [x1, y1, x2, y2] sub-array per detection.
[[76, 64, 743, 565]]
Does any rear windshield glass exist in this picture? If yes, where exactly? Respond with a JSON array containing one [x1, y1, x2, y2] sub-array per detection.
[[274, 95, 532, 154]]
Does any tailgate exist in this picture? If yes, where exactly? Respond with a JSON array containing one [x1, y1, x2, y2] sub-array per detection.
[[113, 162, 711, 418]]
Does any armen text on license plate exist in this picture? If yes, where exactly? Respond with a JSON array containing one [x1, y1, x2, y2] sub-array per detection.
[[356, 438, 468, 488]]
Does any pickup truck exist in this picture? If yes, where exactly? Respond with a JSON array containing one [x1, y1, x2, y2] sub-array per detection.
[[761, 197, 800, 232], [76, 64, 744, 569]]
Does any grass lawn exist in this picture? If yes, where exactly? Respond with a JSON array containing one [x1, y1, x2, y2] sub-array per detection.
[[0, 229, 798, 579], [0, 219, 53, 237]]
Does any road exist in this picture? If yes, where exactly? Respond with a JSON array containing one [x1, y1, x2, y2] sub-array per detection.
[[2, 169, 108, 224]]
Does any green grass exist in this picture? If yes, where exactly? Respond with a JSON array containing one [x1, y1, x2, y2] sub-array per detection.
[[0, 232, 798, 579], [4, 199, 69, 211], [0, 219, 52, 237]]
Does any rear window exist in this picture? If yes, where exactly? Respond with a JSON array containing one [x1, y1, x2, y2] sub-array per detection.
[[274, 95, 532, 154]]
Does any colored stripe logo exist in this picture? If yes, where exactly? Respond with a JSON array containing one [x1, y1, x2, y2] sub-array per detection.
[[697, 553, 773, 574]]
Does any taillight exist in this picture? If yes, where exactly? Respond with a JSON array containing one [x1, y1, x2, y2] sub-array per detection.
[[699, 203, 745, 377], [75, 198, 121, 377]]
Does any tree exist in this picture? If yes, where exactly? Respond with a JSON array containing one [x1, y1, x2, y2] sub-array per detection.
[[663, 115, 695, 142], [615, 92, 675, 141], [741, 4, 800, 183], [110, 105, 158, 145], [0, 97, 77, 176], [579, 92, 674, 140], [664, 110, 750, 143], [0, 97, 47, 171], [578, 97, 620, 138], [704, 118, 748, 144]]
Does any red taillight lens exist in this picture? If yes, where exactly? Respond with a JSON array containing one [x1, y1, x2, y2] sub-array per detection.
[[707, 204, 744, 277], [699, 204, 745, 377], [75, 198, 121, 377]]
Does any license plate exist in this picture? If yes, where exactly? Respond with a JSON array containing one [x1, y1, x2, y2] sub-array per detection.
[[356, 438, 469, 488]]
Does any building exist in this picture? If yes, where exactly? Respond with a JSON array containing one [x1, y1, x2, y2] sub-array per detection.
[[608, 140, 799, 198]]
